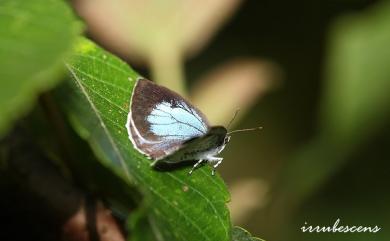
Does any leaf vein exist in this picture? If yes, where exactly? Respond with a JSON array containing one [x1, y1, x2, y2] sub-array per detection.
[[67, 64, 132, 180]]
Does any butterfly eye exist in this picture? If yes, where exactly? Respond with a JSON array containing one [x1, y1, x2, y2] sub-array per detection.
[[224, 136, 231, 144]]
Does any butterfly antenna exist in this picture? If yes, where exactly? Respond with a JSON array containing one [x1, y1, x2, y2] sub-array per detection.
[[227, 109, 240, 130], [227, 126, 263, 135]]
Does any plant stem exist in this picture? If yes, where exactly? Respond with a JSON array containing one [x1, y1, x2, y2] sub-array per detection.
[[149, 46, 187, 97]]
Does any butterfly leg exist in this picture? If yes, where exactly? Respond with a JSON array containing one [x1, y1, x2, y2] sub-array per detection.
[[207, 157, 223, 176], [189, 159, 204, 175]]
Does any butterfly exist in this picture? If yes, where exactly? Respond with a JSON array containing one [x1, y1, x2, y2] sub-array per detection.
[[126, 78, 260, 175]]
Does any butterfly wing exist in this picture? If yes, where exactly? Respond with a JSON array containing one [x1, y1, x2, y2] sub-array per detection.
[[126, 78, 210, 161]]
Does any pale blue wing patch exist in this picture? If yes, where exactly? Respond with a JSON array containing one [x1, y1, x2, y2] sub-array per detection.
[[147, 100, 208, 140]]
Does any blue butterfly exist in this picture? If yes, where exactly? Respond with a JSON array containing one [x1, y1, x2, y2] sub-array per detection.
[[126, 78, 259, 175]]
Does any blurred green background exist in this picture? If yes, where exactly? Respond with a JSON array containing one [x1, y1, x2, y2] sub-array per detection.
[[1, 0, 390, 240]]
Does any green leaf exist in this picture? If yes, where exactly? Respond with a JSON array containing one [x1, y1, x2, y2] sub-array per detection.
[[0, 0, 82, 137], [60, 38, 231, 241], [232, 226, 265, 241]]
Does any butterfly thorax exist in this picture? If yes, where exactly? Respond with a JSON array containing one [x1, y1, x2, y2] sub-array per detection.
[[162, 126, 229, 163]]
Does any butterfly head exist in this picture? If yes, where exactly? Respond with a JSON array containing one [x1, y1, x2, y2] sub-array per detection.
[[224, 135, 231, 145]]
